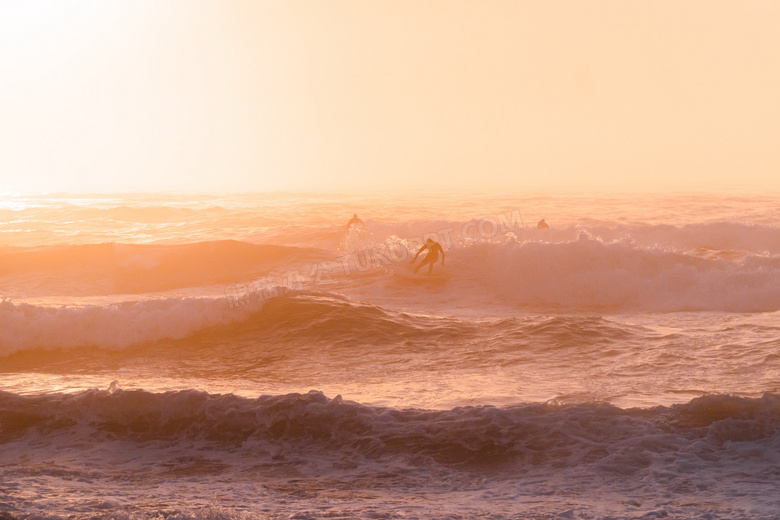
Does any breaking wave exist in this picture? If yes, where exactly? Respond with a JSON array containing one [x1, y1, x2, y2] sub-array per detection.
[[0, 293, 638, 356], [448, 235, 780, 312], [2, 389, 778, 468]]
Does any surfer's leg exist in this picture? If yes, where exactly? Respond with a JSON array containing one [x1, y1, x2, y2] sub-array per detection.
[[415, 256, 431, 273], [425, 254, 439, 275]]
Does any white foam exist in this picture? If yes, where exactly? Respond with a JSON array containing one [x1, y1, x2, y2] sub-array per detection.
[[446, 235, 780, 312], [0, 297, 253, 355]]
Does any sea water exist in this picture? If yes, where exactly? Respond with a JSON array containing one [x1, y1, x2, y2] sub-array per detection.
[[1, 192, 779, 519]]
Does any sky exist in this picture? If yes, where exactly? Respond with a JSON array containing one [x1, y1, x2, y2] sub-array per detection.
[[1, 0, 779, 194]]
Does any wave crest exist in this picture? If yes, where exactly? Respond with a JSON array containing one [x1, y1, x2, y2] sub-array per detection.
[[2, 389, 778, 468], [449, 235, 780, 312], [0, 241, 326, 296]]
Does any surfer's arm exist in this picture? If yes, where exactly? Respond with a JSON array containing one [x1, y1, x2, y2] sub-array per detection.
[[411, 246, 424, 263]]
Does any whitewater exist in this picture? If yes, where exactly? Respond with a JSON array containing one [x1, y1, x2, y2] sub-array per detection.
[[1, 192, 779, 519]]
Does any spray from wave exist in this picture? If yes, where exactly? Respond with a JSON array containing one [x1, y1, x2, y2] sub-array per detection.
[[441, 234, 780, 312]]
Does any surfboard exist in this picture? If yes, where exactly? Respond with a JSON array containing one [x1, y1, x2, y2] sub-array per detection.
[[388, 262, 451, 281]]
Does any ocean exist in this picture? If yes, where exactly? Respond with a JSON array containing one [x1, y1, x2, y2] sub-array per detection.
[[1, 191, 779, 519]]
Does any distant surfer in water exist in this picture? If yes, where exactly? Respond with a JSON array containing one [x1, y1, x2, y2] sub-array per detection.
[[346, 214, 364, 230], [537, 218, 549, 229], [411, 238, 445, 274]]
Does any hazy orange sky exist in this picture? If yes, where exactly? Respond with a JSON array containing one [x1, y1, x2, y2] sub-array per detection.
[[1, 0, 779, 194]]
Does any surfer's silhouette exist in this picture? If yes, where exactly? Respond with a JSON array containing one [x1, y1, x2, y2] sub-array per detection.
[[537, 218, 549, 229], [346, 214, 364, 230], [411, 238, 445, 274]]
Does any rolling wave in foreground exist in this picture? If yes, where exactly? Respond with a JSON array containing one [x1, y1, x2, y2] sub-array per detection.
[[1, 192, 780, 519]]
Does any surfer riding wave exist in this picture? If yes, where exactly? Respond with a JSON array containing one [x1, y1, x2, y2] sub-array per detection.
[[411, 238, 445, 274]]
